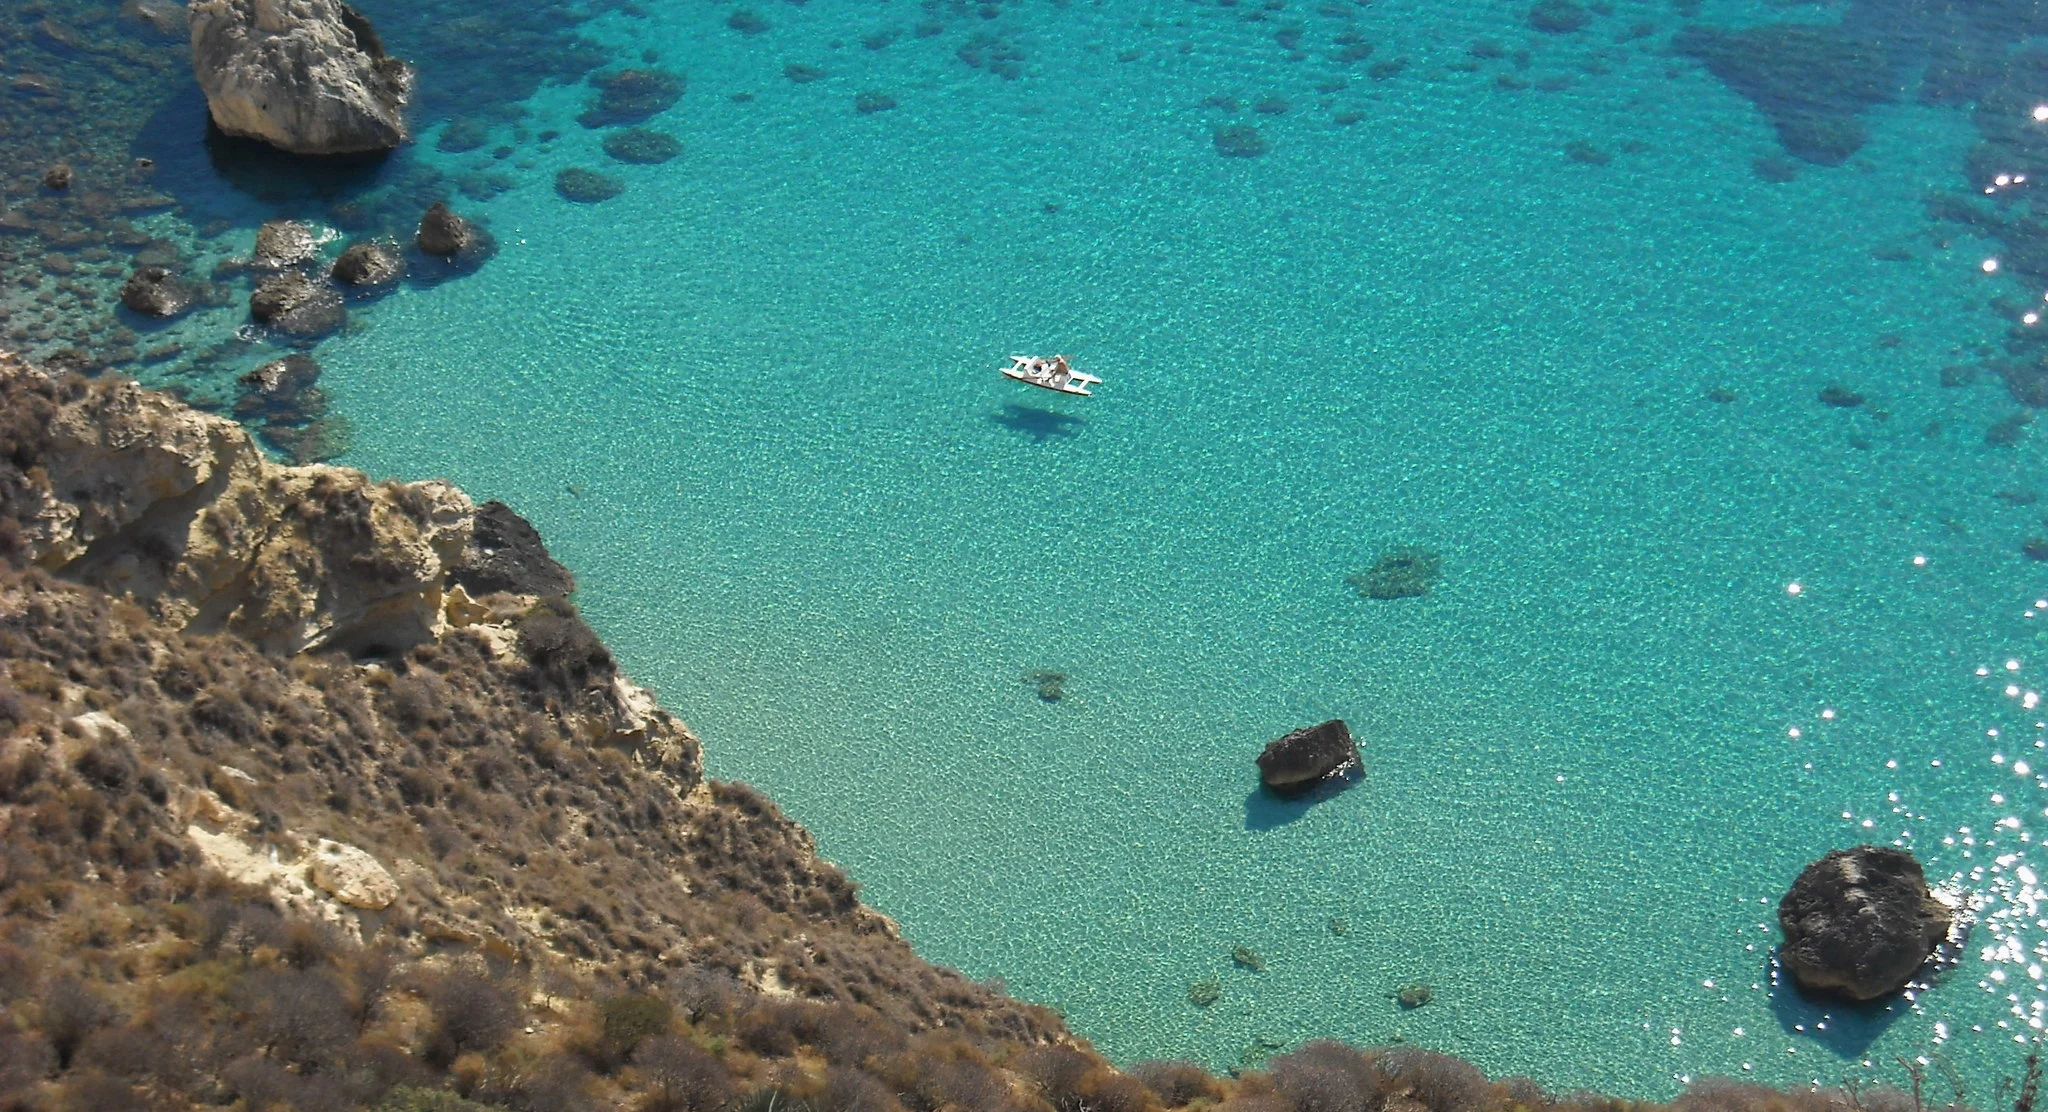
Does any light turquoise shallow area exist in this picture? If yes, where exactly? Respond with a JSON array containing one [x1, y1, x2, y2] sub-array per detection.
[[317, 0, 2048, 1096]]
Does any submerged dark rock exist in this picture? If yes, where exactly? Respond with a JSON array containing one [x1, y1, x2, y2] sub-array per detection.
[[555, 168, 625, 203], [119, 267, 194, 318], [1349, 546, 1441, 600], [579, 68, 683, 128], [42, 163, 73, 190], [1256, 719, 1359, 798], [1778, 845, 1951, 1001], [1528, 0, 1590, 33], [1671, 24, 1893, 166], [1214, 123, 1268, 158], [452, 501, 576, 598], [189, 0, 413, 155], [235, 354, 327, 427], [602, 128, 683, 164]]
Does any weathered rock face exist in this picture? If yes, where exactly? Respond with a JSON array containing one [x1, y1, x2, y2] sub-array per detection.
[[0, 354, 469, 656], [453, 500, 575, 598], [1256, 719, 1359, 797], [1778, 845, 1953, 1001], [120, 267, 194, 317], [308, 839, 398, 909], [189, 0, 413, 156]]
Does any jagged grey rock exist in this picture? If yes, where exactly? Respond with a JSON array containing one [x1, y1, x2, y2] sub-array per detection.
[[1778, 845, 1952, 1000], [189, 0, 413, 155], [120, 267, 194, 317]]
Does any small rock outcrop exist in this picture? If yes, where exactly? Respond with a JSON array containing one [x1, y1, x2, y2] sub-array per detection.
[[250, 271, 345, 336], [1778, 845, 1952, 1001], [120, 267, 194, 317], [252, 219, 317, 269], [417, 201, 485, 259], [189, 0, 413, 155], [331, 239, 403, 286], [452, 500, 575, 598], [1256, 719, 1359, 797], [308, 839, 399, 909]]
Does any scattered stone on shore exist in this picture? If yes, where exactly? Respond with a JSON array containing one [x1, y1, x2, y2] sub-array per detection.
[[119, 266, 194, 318], [42, 163, 73, 190], [1348, 546, 1441, 599], [579, 68, 683, 128], [1778, 844, 1952, 1001], [250, 272, 345, 336], [555, 168, 625, 203], [253, 220, 317, 270], [1256, 719, 1359, 798], [1214, 123, 1268, 158], [602, 128, 683, 164], [189, 0, 413, 155], [331, 240, 404, 287]]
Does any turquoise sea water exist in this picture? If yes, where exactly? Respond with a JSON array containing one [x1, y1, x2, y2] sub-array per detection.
[[149, 0, 2048, 1097]]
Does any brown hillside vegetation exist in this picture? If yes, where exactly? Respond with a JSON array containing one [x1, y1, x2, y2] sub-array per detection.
[[0, 356, 1986, 1111]]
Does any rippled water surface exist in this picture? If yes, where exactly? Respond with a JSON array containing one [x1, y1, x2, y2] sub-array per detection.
[[36, 0, 2048, 1096]]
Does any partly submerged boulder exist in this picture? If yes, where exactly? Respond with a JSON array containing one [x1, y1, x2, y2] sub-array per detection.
[[417, 201, 484, 258], [1256, 719, 1359, 798], [331, 239, 404, 286], [252, 219, 317, 270], [1778, 845, 1952, 1001], [189, 0, 413, 155], [250, 272, 345, 336], [119, 267, 194, 318]]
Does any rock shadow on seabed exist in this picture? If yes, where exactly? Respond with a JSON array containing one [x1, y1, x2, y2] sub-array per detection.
[[1243, 766, 1361, 831]]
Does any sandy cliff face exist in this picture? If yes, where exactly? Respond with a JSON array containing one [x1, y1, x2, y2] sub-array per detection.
[[5, 352, 466, 656]]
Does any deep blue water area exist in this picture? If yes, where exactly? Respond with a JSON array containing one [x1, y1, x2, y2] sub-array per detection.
[[21, 0, 2048, 1098]]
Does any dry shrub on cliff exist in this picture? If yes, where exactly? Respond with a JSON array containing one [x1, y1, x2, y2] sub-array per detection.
[[1134, 1059, 1226, 1107]]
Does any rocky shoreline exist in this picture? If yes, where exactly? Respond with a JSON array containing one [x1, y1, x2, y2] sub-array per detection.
[[0, 358, 2018, 1110]]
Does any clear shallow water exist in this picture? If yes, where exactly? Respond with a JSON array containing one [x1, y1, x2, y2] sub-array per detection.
[[214, 0, 2048, 1096]]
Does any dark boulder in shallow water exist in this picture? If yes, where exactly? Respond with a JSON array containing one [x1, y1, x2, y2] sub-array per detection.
[[332, 240, 404, 287], [416, 201, 493, 266], [119, 266, 193, 317], [1256, 719, 1359, 798], [1214, 123, 1268, 158], [1778, 845, 1952, 1001], [235, 354, 325, 425], [250, 272, 345, 336], [453, 501, 575, 598], [253, 219, 317, 270]]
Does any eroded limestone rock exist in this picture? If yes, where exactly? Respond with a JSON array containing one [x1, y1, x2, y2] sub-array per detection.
[[309, 839, 398, 909], [189, 0, 412, 155]]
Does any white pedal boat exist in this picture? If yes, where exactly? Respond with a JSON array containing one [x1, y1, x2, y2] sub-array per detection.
[[1003, 354, 1101, 396]]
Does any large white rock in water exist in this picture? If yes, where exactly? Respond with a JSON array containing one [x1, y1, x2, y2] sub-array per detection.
[[189, 0, 412, 155]]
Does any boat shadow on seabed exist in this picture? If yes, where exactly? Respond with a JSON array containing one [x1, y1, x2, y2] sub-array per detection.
[[990, 404, 1085, 443]]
